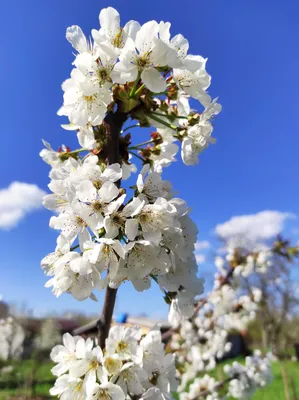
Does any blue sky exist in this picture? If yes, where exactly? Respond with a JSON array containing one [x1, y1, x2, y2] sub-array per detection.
[[1, 0, 299, 319]]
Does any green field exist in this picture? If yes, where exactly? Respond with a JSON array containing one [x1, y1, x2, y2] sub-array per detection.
[[0, 359, 299, 399], [251, 360, 299, 400], [0, 360, 54, 400]]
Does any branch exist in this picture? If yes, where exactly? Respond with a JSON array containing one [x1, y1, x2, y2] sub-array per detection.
[[97, 110, 127, 349], [104, 111, 127, 165], [97, 286, 118, 349]]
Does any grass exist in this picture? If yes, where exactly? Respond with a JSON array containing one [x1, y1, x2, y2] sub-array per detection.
[[251, 360, 299, 400], [0, 359, 54, 400]]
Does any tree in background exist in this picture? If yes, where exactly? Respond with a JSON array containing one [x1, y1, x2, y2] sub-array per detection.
[[0, 316, 25, 361], [232, 236, 299, 355], [35, 318, 61, 351], [169, 239, 285, 398]]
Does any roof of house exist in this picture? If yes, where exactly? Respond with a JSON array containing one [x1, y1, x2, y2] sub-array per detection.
[[73, 315, 170, 336]]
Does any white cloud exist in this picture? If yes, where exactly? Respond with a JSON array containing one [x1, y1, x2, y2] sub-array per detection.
[[0, 182, 46, 229], [195, 254, 206, 264], [215, 210, 295, 250], [195, 240, 210, 250]]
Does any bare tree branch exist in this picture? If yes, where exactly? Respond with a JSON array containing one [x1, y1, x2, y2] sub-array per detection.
[[97, 110, 127, 349]]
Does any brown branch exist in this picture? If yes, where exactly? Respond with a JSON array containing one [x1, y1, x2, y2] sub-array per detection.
[[97, 110, 127, 349], [98, 286, 118, 349], [161, 327, 177, 343], [104, 111, 127, 165]]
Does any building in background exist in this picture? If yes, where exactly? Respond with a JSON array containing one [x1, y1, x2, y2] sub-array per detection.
[[73, 314, 171, 338]]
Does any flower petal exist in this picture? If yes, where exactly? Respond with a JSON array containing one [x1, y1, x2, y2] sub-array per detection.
[[125, 219, 139, 241], [141, 68, 166, 93]]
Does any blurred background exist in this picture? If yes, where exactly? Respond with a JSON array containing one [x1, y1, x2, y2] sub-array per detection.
[[0, 0, 299, 398]]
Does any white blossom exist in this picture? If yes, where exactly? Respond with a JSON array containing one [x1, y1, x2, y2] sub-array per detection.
[[111, 21, 168, 93], [50, 327, 176, 400]]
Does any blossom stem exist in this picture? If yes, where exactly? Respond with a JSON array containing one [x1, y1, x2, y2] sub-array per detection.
[[129, 151, 145, 163], [66, 147, 88, 155], [129, 139, 155, 149], [148, 113, 178, 131], [154, 91, 169, 96], [70, 243, 80, 251], [121, 123, 140, 134], [134, 83, 145, 97], [151, 111, 188, 120], [129, 72, 141, 98], [97, 110, 127, 349]]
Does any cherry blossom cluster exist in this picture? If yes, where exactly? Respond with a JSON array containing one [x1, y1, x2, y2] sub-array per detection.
[[213, 237, 297, 287], [179, 351, 272, 400], [50, 327, 177, 400], [215, 248, 275, 278], [170, 238, 298, 398], [172, 286, 262, 393], [56, 6, 221, 167], [40, 153, 203, 318], [180, 375, 219, 400], [223, 351, 272, 399], [172, 246, 266, 396]]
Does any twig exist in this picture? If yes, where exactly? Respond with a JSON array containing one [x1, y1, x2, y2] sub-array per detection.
[[121, 123, 140, 134], [129, 139, 155, 149], [129, 151, 145, 163], [66, 147, 88, 155], [151, 111, 188, 120], [280, 362, 290, 400], [148, 113, 178, 131]]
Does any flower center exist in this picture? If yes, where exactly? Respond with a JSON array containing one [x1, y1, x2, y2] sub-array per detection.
[[76, 216, 86, 226], [199, 384, 208, 392], [116, 340, 128, 352], [92, 201, 103, 212], [136, 52, 151, 69], [139, 212, 150, 222], [83, 95, 94, 102], [112, 213, 125, 226], [97, 68, 111, 85], [93, 180, 103, 190], [112, 28, 124, 48], [98, 389, 111, 400], [103, 245, 110, 254]]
